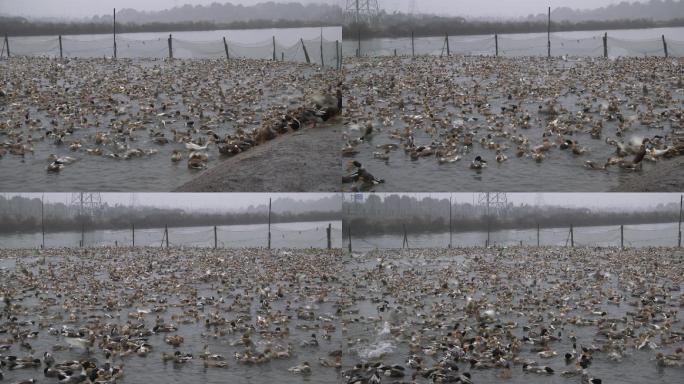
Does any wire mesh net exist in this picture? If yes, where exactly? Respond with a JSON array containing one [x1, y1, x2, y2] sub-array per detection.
[[3, 34, 341, 67], [343, 32, 682, 58]]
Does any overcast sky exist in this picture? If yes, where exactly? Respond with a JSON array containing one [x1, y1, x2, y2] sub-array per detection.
[[347, 193, 682, 211], [0, 0, 648, 19], [8, 193, 339, 212]]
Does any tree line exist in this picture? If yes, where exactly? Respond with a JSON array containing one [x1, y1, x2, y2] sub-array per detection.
[[0, 195, 340, 234], [343, 195, 680, 236], [343, 16, 684, 39], [0, 17, 339, 37]]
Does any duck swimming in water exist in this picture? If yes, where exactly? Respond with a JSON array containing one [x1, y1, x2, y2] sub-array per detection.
[[470, 156, 487, 169]]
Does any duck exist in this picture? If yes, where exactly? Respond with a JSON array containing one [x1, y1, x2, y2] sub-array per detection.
[[470, 155, 487, 169], [584, 160, 608, 170], [165, 335, 184, 347], [343, 161, 385, 185], [495, 150, 508, 163], [185, 142, 209, 151], [523, 363, 554, 374], [288, 361, 311, 374], [43, 352, 55, 367], [171, 150, 182, 162]]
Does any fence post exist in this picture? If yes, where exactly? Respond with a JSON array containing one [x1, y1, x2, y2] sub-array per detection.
[[495, 33, 498, 57], [326, 223, 331, 249], [58, 35, 63, 60], [281, 52, 284, 61], [678, 194, 682, 248], [547, 6, 551, 58], [394, 49, 397, 57], [320, 32, 324, 67], [132, 224, 135, 247], [411, 31, 415, 57], [267, 198, 272, 250], [113, 8, 117, 59], [168, 34, 173, 59], [223, 36, 230, 59], [335, 40, 339, 70], [4, 35, 9, 58], [165, 225, 169, 248], [41, 197, 45, 249], [214, 226, 217, 249], [348, 223, 352, 253], [620, 225, 624, 249], [603, 33, 608, 58], [662, 35, 668, 58], [448, 196, 453, 249], [445, 32, 450, 56], [402, 224, 409, 249], [301, 38, 311, 64], [570, 224, 574, 248], [81, 222, 85, 248], [272, 36, 276, 61], [537, 223, 540, 247], [357, 27, 361, 58]]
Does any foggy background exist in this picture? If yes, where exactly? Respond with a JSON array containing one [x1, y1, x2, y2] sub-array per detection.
[[0, 0, 654, 19], [5, 193, 341, 213], [344, 193, 681, 211]]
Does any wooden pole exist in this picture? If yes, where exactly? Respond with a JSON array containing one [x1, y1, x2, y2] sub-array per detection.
[[603, 33, 608, 58], [495, 33, 498, 57], [570, 224, 574, 248], [168, 34, 173, 59], [81, 222, 85, 248], [449, 195, 453, 248], [223, 36, 230, 59], [620, 225, 624, 249], [547, 7, 551, 58], [335, 40, 339, 70], [165, 225, 169, 248], [402, 224, 409, 249], [281, 52, 284, 61], [348, 223, 352, 252], [320, 28, 324, 67], [411, 31, 415, 57], [41, 195, 45, 249], [537, 223, 540, 247], [268, 198, 272, 249], [132, 224, 135, 247], [113, 8, 117, 59], [58, 35, 63, 60], [357, 27, 361, 58], [301, 38, 310, 63], [678, 195, 682, 248], [214, 226, 217, 249], [445, 32, 450, 56], [662, 35, 668, 58], [487, 218, 491, 247], [272, 36, 276, 61], [4, 35, 9, 58], [326, 223, 331, 249]]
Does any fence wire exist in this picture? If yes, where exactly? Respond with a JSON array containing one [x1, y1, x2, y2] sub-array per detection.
[[2, 34, 341, 68], [343, 32, 683, 58]]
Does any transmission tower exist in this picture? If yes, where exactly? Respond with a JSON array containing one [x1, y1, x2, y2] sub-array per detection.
[[344, 0, 380, 24], [476, 193, 509, 217], [70, 192, 103, 217]]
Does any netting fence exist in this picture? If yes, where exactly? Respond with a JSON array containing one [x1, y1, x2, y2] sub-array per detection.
[[0, 34, 342, 68], [0, 222, 343, 250], [343, 31, 684, 58], [346, 222, 682, 251]]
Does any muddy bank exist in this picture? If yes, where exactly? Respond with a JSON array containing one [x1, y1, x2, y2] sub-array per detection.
[[612, 156, 684, 192], [175, 124, 341, 192]]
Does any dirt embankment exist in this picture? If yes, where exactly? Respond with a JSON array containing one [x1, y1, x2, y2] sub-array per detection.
[[175, 124, 341, 192]]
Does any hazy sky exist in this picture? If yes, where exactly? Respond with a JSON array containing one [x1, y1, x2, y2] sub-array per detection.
[[347, 193, 682, 211], [0, 0, 647, 19], [9, 193, 340, 212], [0, 0, 335, 18]]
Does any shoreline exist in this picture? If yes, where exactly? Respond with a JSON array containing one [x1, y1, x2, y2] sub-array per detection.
[[175, 123, 341, 192]]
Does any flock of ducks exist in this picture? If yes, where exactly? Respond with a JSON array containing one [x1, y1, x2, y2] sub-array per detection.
[[0, 247, 345, 384], [341, 56, 683, 190], [338, 246, 683, 384], [0, 57, 341, 179]]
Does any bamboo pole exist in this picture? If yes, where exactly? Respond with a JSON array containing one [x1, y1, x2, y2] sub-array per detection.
[[113, 8, 117, 59], [662, 35, 668, 58], [445, 32, 450, 56], [495, 33, 498, 57], [603, 33, 608, 58], [167, 34, 173, 59], [301, 38, 310, 63], [267, 198, 272, 249], [411, 31, 415, 57], [272, 36, 276, 61], [58, 35, 63, 60], [326, 223, 331, 249], [678, 195, 682, 248], [4, 35, 9, 58], [214, 226, 217, 249], [223, 36, 230, 59]]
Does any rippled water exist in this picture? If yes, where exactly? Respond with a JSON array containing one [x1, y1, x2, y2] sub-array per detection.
[[340, 247, 684, 384], [0, 221, 342, 249], [350, 222, 681, 251], [342, 56, 683, 192], [0, 248, 346, 384]]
